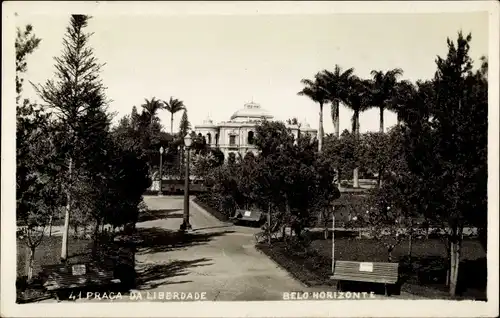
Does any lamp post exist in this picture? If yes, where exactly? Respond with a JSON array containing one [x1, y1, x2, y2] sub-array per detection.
[[180, 133, 193, 231], [158, 146, 164, 196]]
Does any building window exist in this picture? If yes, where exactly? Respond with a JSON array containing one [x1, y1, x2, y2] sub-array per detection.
[[215, 133, 219, 146], [247, 131, 255, 145], [207, 133, 212, 145], [229, 135, 236, 146]]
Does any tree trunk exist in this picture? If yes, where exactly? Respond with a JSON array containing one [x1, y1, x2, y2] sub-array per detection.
[[61, 156, 72, 262], [379, 106, 384, 133], [49, 214, 53, 237], [377, 169, 383, 188], [408, 231, 413, 258], [334, 101, 340, 138], [353, 110, 360, 188], [170, 113, 174, 134], [93, 219, 101, 255], [449, 228, 462, 296], [27, 247, 36, 282], [387, 245, 394, 262], [318, 102, 324, 152]]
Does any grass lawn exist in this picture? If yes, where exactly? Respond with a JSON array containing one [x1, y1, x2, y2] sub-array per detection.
[[257, 235, 486, 300], [17, 236, 93, 303]]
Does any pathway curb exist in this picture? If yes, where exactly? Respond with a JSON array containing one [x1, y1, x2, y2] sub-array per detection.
[[190, 197, 232, 225], [253, 245, 310, 289]]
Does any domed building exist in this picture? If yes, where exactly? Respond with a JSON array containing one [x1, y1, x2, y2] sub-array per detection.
[[194, 101, 317, 160]]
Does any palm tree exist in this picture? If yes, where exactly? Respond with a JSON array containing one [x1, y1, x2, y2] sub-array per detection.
[[141, 97, 164, 126], [298, 73, 329, 152], [163, 97, 185, 134], [370, 68, 404, 133], [343, 76, 371, 188], [320, 65, 355, 138]]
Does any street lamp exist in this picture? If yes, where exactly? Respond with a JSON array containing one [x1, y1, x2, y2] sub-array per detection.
[[158, 146, 164, 196], [180, 133, 193, 231]]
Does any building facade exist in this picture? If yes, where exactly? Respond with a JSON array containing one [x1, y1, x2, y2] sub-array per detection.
[[194, 102, 317, 160]]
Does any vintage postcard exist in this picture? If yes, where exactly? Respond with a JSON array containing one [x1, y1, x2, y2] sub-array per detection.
[[2, 1, 499, 317]]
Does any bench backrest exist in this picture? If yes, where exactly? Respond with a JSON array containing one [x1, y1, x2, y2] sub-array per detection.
[[235, 209, 262, 222], [332, 260, 399, 284], [42, 263, 115, 291]]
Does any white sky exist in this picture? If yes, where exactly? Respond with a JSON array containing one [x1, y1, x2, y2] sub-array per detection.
[[15, 8, 488, 134]]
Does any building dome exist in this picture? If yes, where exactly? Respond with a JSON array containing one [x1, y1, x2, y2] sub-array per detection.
[[230, 102, 274, 121], [301, 120, 316, 132], [197, 115, 216, 128]]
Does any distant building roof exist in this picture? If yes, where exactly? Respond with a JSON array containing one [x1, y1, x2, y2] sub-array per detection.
[[230, 102, 274, 121]]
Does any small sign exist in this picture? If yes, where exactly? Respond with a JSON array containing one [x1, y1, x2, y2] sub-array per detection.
[[244, 211, 251, 217], [359, 262, 373, 272], [72, 264, 86, 276]]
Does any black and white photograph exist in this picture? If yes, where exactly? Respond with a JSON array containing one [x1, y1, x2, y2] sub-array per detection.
[[2, 1, 499, 317]]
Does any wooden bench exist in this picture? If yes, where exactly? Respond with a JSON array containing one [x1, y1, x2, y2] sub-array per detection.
[[230, 209, 264, 225], [330, 260, 399, 296], [41, 263, 121, 301]]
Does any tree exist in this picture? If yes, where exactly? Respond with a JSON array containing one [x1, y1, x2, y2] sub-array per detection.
[[298, 73, 329, 152], [402, 32, 487, 296], [16, 24, 60, 281], [321, 65, 355, 138], [163, 97, 185, 134], [370, 68, 404, 133], [179, 109, 191, 138], [32, 15, 109, 261], [16, 24, 41, 106], [390, 80, 416, 126], [141, 97, 164, 125], [343, 76, 371, 188], [359, 132, 390, 187]]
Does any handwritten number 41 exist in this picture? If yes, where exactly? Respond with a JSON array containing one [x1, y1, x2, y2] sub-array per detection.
[[69, 291, 82, 300]]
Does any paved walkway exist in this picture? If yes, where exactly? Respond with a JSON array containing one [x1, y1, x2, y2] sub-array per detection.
[[130, 195, 306, 301], [37, 196, 425, 303]]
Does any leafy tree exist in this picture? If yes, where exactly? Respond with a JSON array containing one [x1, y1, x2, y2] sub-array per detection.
[[286, 117, 299, 126], [16, 24, 62, 281], [370, 68, 404, 133], [359, 132, 390, 187], [401, 32, 487, 296], [321, 65, 355, 138], [179, 109, 191, 138], [298, 72, 329, 151], [32, 15, 110, 261], [390, 80, 416, 126], [163, 97, 185, 134], [16, 24, 41, 106]]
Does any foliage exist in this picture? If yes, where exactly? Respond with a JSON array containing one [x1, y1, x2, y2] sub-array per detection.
[[298, 72, 329, 151], [202, 120, 338, 238], [178, 109, 191, 138], [320, 65, 355, 137], [370, 68, 404, 132], [163, 97, 185, 134]]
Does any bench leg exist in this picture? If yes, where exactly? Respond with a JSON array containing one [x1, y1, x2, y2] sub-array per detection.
[[337, 281, 342, 292], [384, 284, 388, 296]]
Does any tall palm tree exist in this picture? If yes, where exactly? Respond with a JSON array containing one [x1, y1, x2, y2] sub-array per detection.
[[163, 97, 185, 134], [298, 73, 329, 152], [141, 97, 164, 126], [343, 76, 371, 188], [370, 68, 404, 133], [320, 65, 355, 138]]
